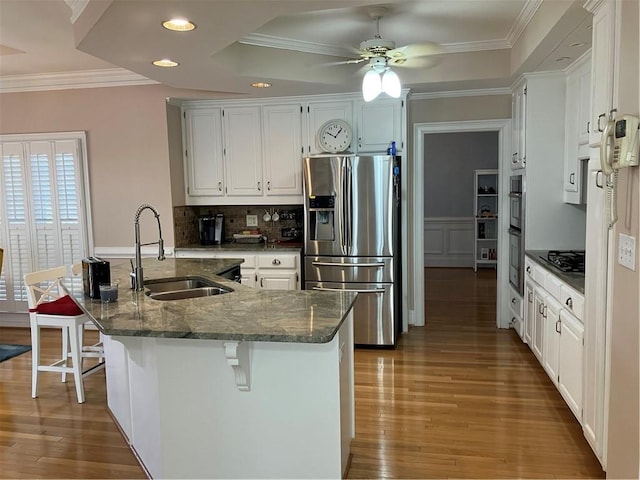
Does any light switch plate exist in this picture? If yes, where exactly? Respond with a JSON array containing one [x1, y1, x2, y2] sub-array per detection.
[[246, 214, 258, 227], [618, 233, 636, 271]]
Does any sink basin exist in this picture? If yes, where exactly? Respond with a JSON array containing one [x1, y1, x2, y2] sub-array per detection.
[[144, 276, 233, 301]]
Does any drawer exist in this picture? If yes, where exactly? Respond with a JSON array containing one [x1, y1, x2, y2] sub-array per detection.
[[545, 274, 563, 302], [509, 285, 523, 317], [532, 264, 546, 286], [257, 254, 297, 269], [561, 284, 584, 320]]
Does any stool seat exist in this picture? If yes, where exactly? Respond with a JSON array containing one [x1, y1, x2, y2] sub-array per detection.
[[24, 265, 105, 404]]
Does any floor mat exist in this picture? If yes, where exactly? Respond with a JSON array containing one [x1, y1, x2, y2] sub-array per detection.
[[0, 344, 31, 363]]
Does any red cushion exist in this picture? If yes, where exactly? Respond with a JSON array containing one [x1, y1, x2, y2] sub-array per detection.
[[29, 295, 83, 316]]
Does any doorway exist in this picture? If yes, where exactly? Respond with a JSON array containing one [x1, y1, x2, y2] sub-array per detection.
[[409, 119, 511, 328]]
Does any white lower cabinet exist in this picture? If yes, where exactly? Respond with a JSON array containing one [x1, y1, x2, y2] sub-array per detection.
[[508, 285, 524, 340], [256, 252, 299, 290], [558, 309, 584, 421], [174, 249, 300, 290], [542, 294, 561, 386], [523, 255, 584, 424]]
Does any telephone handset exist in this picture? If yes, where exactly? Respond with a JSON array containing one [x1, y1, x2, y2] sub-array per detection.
[[600, 114, 639, 175], [599, 113, 639, 228]]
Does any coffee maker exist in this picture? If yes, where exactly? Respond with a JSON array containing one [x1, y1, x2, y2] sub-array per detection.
[[199, 213, 224, 245]]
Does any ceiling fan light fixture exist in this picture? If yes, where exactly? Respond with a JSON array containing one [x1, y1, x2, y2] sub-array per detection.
[[362, 69, 382, 102], [382, 69, 401, 98]]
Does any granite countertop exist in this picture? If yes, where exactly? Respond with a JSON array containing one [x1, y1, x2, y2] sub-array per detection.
[[525, 250, 585, 293], [65, 258, 356, 343], [175, 242, 303, 252]]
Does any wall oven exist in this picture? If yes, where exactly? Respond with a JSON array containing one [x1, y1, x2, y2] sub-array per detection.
[[508, 174, 525, 293]]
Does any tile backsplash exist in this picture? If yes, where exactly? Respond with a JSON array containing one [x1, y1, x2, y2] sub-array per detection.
[[173, 205, 303, 247]]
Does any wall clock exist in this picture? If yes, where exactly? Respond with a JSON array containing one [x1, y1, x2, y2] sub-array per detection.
[[317, 119, 352, 153]]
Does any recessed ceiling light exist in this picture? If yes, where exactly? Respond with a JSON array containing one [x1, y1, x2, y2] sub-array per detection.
[[153, 59, 179, 67], [162, 19, 196, 31], [555, 56, 571, 62], [570, 42, 586, 48], [251, 82, 272, 88]]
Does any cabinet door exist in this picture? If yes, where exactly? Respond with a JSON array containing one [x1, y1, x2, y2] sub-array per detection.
[[511, 83, 527, 169], [588, 0, 616, 147], [564, 71, 580, 200], [224, 106, 263, 196], [241, 269, 257, 288], [532, 286, 545, 361], [305, 101, 353, 155], [262, 103, 304, 196], [577, 58, 592, 145], [257, 271, 298, 290], [542, 294, 561, 386], [355, 98, 402, 153], [524, 279, 535, 345], [184, 108, 225, 198], [559, 309, 584, 422]]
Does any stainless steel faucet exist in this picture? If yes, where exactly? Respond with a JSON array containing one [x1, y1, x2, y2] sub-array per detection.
[[132, 203, 165, 291]]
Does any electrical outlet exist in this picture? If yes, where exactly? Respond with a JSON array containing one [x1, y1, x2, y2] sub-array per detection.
[[618, 233, 636, 271], [246, 214, 258, 227]]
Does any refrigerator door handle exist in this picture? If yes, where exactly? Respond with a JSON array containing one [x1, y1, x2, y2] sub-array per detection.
[[340, 161, 348, 255], [312, 286, 386, 294], [311, 261, 385, 268], [346, 160, 353, 253]]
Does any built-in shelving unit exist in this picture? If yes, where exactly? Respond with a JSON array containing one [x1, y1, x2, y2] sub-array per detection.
[[474, 169, 498, 271]]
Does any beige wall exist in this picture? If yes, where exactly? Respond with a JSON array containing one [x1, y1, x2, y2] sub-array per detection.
[[607, 0, 639, 476], [0, 84, 192, 249]]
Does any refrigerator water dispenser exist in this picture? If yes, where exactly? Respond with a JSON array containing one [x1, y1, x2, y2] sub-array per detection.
[[308, 196, 335, 241]]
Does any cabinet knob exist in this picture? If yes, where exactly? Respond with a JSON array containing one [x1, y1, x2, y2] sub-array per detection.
[[272, 258, 281, 265], [597, 113, 606, 132], [569, 173, 575, 185], [267, 181, 271, 191], [218, 181, 223, 192], [526, 266, 531, 274], [555, 320, 561, 334], [565, 297, 573, 309], [257, 181, 261, 191], [511, 297, 517, 304]]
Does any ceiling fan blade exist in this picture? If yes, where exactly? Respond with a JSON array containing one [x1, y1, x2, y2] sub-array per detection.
[[386, 42, 442, 60], [315, 58, 367, 67], [388, 56, 440, 69]]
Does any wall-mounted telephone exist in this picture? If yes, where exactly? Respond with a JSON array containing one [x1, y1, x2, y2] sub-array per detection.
[[599, 113, 639, 228], [600, 114, 639, 175]]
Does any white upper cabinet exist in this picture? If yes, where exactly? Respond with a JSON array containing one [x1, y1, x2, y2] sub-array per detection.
[[587, 0, 616, 147], [184, 108, 225, 197], [355, 98, 403, 153], [262, 103, 304, 196], [305, 100, 354, 155], [563, 54, 591, 204], [223, 106, 263, 197], [182, 93, 407, 205], [511, 81, 527, 169]]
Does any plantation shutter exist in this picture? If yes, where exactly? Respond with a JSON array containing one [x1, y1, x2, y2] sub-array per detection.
[[0, 135, 90, 314]]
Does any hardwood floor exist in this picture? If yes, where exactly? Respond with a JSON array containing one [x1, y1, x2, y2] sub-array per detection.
[[347, 267, 604, 479], [0, 268, 604, 478]]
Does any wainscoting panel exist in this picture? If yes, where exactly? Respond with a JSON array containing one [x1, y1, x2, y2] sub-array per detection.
[[424, 217, 474, 267]]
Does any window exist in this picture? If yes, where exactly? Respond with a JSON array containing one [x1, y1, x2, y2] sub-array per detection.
[[0, 133, 92, 314]]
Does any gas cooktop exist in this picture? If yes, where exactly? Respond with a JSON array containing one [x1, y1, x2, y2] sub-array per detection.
[[539, 250, 585, 273]]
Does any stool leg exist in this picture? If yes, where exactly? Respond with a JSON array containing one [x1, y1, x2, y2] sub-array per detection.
[[30, 316, 40, 399], [68, 323, 85, 403], [61, 326, 69, 383]]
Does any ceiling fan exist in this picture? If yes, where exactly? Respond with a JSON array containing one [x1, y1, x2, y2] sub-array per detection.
[[335, 6, 441, 101]]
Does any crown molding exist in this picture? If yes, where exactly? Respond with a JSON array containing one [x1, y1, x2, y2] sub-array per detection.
[[0, 68, 158, 93], [409, 87, 512, 100], [506, 0, 544, 46], [239, 33, 355, 58], [441, 39, 510, 53], [63, 0, 89, 23]]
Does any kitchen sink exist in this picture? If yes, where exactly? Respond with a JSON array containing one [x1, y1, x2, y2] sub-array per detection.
[[145, 276, 233, 301]]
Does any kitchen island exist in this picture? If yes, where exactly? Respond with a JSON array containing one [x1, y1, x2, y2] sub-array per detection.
[[66, 258, 356, 479]]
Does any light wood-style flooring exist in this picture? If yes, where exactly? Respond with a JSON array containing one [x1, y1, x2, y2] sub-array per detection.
[[0, 268, 604, 478], [347, 268, 604, 478]]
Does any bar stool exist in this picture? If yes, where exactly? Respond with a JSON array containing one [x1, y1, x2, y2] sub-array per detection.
[[24, 265, 104, 403]]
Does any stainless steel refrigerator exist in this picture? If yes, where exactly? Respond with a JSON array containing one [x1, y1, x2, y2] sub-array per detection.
[[303, 154, 401, 347]]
